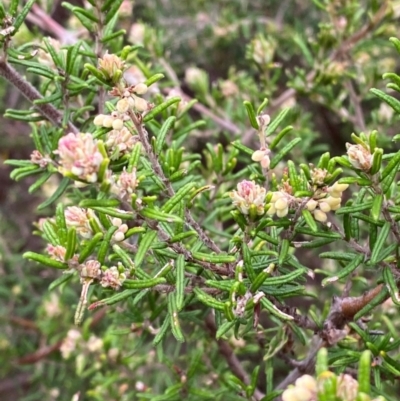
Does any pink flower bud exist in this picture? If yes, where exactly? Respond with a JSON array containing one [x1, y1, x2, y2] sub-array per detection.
[[230, 180, 266, 216], [56, 133, 104, 183], [346, 143, 372, 171]]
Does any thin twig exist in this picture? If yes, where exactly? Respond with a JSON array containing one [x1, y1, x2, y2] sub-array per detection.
[[0, 58, 79, 134], [205, 313, 265, 401], [131, 112, 223, 255]]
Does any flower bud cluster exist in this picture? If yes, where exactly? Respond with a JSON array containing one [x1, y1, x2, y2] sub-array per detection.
[[282, 374, 317, 401], [111, 218, 129, 242], [266, 191, 292, 218], [46, 244, 67, 262], [100, 264, 126, 289], [65, 206, 93, 239], [282, 372, 382, 401], [252, 146, 271, 169], [98, 53, 125, 82], [346, 143, 372, 171], [30, 150, 50, 168], [267, 181, 348, 222], [111, 168, 139, 201], [56, 132, 104, 183], [229, 180, 266, 216]]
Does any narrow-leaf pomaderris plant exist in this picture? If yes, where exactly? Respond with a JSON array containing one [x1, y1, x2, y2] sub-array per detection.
[[2, 1, 400, 400]]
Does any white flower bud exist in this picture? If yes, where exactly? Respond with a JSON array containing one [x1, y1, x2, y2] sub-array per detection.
[[112, 119, 124, 130], [266, 205, 276, 215], [134, 83, 148, 94], [275, 198, 288, 211], [276, 207, 289, 218], [314, 210, 327, 222], [306, 199, 318, 211], [112, 218, 122, 227], [134, 96, 148, 112], [116, 98, 130, 113], [93, 114, 105, 126], [318, 201, 331, 213], [103, 116, 114, 128], [114, 231, 125, 242], [295, 375, 317, 392]]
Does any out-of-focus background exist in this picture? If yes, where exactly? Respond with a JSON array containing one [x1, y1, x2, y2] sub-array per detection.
[[1, 0, 400, 400]]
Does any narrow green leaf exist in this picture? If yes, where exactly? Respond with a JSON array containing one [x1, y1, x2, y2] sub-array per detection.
[[78, 232, 104, 263], [243, 101, 259, 129], [168, 293, 185, 342], [12, 0, 36, 34], [260, 298, 293, 321], [143, 97, 181, 122], [141, 207, 183, 223], [269, 126, 294, 150], [135, 230, 158, 268], [155, 116, 176, 154], [153, 315, 171, 345], [48, 272, 75, 291], [266, 108, 291, 136], [144, 73, 165, 87], [23, 252, 68, 269], [370, 222, 391, 264], [383, 266, 400, 305], [302, 209, 318, 232], [66, 40, 82, 75], [269, 138, 302, 169], [371, 88, 400, 114], [28, 171, 53, 193], [216, 320, 235, 339], [322, 254, 364, 286], [65, 228, 77, 260], [175, 255, 185, 311], [123, 277, 166, 289], [162, 182, 196, 213], [370, 194, 383, 222], [358, 351, 371, 394], [37, 177, 69, 210]]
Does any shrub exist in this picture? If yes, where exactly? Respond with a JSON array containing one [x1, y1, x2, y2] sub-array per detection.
[[1, 1, 400, 400]]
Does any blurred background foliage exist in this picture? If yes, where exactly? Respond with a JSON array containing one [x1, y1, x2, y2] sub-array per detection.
[[1, 0, 400, 400]]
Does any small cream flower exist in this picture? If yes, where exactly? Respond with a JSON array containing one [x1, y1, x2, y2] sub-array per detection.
[[100, 265, 126, 289], [56, 133, 104, 183], [98, 53, 125, 81], [230, 180, 266, 215], [252, 147, 271, 169], [65, 207, 93, 239]]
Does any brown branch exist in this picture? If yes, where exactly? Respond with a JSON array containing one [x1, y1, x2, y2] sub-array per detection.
[[131, 112, 223, 255], [0, 58, 79, 134], [205, 313, 265, 401]]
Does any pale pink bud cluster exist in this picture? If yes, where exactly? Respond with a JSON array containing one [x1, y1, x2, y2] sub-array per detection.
[[65, 207, 93, 239], [111, 168, 139, 200], [346, 143, 372, 171], [311, 168, 328, 186], [98, 53, 125, 80], [268, 182, 348, 222], [252, 147, 271, 169], [229, 180, 266, 215], [80, 260, 102, 282], [30, 150, 50, 168], [56, 133, 103, 183], [306, 182, 349, 223], [100, 264, 126, 289], [336, 374, 358, 401], [46, 244, 67, 262], [306, 182, 348, 222], [282, 375, 317, 401], [106, 127, 139, 158], [267, 191, 292, 218], [111, 218, 129, 242]]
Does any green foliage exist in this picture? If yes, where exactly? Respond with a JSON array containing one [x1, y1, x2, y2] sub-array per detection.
[[1, 1, 400, 401]]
